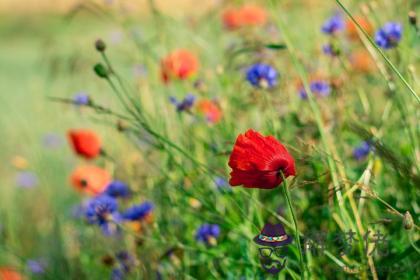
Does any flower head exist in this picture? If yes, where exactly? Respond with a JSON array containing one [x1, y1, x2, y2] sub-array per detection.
[[375, 22, 402, 49], [67, 129, 102, 159], [27, 259, 47, 275], [160, 49, 199, 83], [240, 4, 267, 26], [298, 80, 331, 99], [322, 43, 340, 57], [0, 267, 22, 280], [195, 223, 220, 245], [169, 94, 196, 112], [228, 129, 295, 189], [246, 63, 278, 89], [197, 99, 222, 124], [73, 92, 90, 106], [322, 13, 344, 34], [346, 16, 373, 40], [221, 4, 267, 30], [122, 201, 154, 221], [105, 181, 131, 198], [85, 195, 120, 235], [353, 141, 373, 160], [15, 171, 38, 188], [70, 165, 111, 195]]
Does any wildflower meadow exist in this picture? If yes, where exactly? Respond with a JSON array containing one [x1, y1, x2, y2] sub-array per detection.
[[0, 0, 419, 279]]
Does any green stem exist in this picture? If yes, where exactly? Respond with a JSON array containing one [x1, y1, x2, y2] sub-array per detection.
[[281, 174, 306, 278]]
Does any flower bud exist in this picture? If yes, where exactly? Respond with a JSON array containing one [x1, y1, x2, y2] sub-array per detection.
[[95, 39, 106, 52], [403, 211, 413, 230], [93, 63, 109, 78], [408, 11, 417, 26]]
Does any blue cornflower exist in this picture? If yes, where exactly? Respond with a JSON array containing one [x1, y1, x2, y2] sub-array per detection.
[[85, 195, 121, 235], [73, 92, 90, 106], [322, 43, 339, 57], [110, 268, 124, 280], [105, 181, 131, 198], [375, 22, 402, 49], [195, 223, 220, 245], [116, 251, 136, 273], [213, 177, 230, 192], [42, 132, 63, 149], [353, 141, 373, 160], [322, 13, 344, 34], [246, 63, 278, 89], [16, 171, 38, 188], [299, 80, 331, 99], [122, 202, 154, 221], [169, 94, 196, 112], [27, 259, 47, 274]]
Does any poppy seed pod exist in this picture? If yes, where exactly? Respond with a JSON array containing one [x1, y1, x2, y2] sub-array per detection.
[[94, 63, 109, 78], [95, 39, 106, 52]]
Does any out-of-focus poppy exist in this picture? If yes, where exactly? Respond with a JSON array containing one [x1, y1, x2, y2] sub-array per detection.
[[222, 8, 242, 30], [228, 129, 295, 189], [70, 165, 111, 195], [350, 50, 376, 73], [346, 16, 373, 40], [160, 49, 199, 83], [0, 268, 23, 280], [68, 129, 102, 159], [221, 4, 267, 30], [196, 100, 222, 124], [240, 4, 267, 26]]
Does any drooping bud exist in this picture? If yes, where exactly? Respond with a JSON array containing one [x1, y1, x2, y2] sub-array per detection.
[[403, 211, 413, 230], [95, 39, 106, 52], [93, 63, 109, 78], [408, 11, 417, 26]]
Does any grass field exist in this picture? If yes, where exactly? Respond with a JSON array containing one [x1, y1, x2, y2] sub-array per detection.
[[0, 0, 419, 279]]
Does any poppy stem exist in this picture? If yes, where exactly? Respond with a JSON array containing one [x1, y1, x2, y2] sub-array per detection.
[[281, 174, 306, 278]]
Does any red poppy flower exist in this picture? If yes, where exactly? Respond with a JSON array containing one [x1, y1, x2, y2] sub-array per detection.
[[160, 49, 199, 83], [228, 129, 295, 189], [222, 8, 243, 30], [221, 5, 267, 30], [197, 99, 222, 124], [0, 268, 22, 280], [70, 165, 111, 195], [239, 4, 267, 26], [349, 50, 376, 73], [68, 129, 102, 159], [346, 16, 373, 40]]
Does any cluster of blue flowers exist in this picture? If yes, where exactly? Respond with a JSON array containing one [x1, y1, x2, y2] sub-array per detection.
[[195, 223, 221, 245], [246, 63, 278, 89], [375, 22, 402, 49], [82, 180, 154, 235]]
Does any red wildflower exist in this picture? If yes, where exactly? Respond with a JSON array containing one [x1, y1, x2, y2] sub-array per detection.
[[68, 129, 102, 159], [197, 100, 222, 124], [0, 268, 22, 280], [239, 4, 267, 26], [70, 165, 111, 195], [349, 50, 376, 73], [160, 49, 199, 83], [222, 8, 243, 30], [346, 16, 373, 40], [221, 4, 267, 30], [228, 129, 295, 189]]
